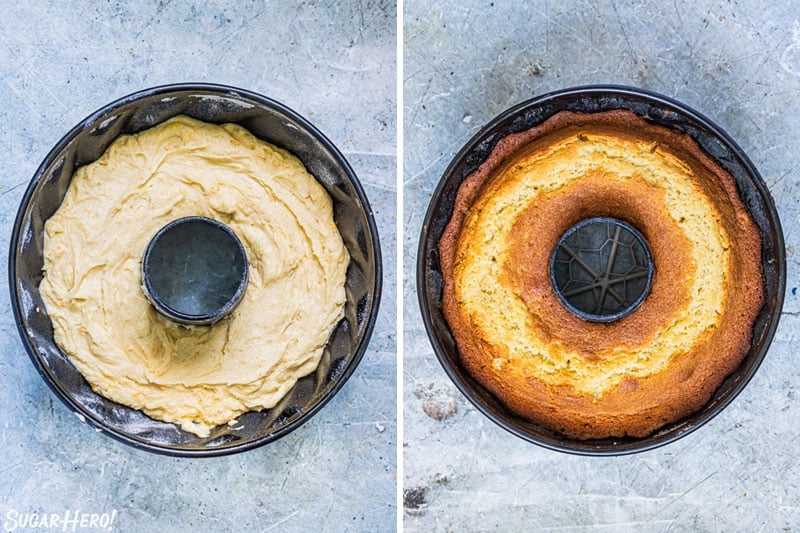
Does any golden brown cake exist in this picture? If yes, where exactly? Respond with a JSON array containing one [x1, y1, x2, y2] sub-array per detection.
[[438, 109, 764, 440]]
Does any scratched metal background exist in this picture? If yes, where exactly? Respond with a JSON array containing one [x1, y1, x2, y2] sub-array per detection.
[[0, 1, 396, 531], [404, 0, 800, 530]]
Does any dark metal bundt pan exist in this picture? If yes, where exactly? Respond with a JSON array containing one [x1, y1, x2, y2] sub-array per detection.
[[10, 83, 382, 457], [418, 85, 785, 455]]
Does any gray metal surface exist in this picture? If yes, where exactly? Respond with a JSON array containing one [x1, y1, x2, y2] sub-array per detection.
[[0, 2, 396, 531], [404, 0, 800, 530]]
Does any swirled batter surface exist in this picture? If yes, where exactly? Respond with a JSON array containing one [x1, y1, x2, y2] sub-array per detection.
[[41, 115, 348, 436]]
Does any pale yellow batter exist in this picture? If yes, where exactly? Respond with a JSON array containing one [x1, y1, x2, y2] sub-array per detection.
[[40, 115, 349, 437]]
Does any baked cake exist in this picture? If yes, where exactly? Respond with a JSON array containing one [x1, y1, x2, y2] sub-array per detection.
[[438, 109, 764, 440]]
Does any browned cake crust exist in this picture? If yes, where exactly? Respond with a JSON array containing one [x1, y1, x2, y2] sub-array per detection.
[[438, 109, 764, 439]]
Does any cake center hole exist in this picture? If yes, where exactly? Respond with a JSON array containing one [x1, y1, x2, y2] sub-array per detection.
[[142, 216, 248, 326], [550, 217, 653, 323]]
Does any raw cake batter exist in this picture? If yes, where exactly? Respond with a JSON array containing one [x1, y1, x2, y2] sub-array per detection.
[[40, 115, 349, 437]]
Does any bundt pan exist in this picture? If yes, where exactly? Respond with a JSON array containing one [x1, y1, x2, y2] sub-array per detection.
[[417, 85, 785, 455], [10, 83, 382, 457]]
